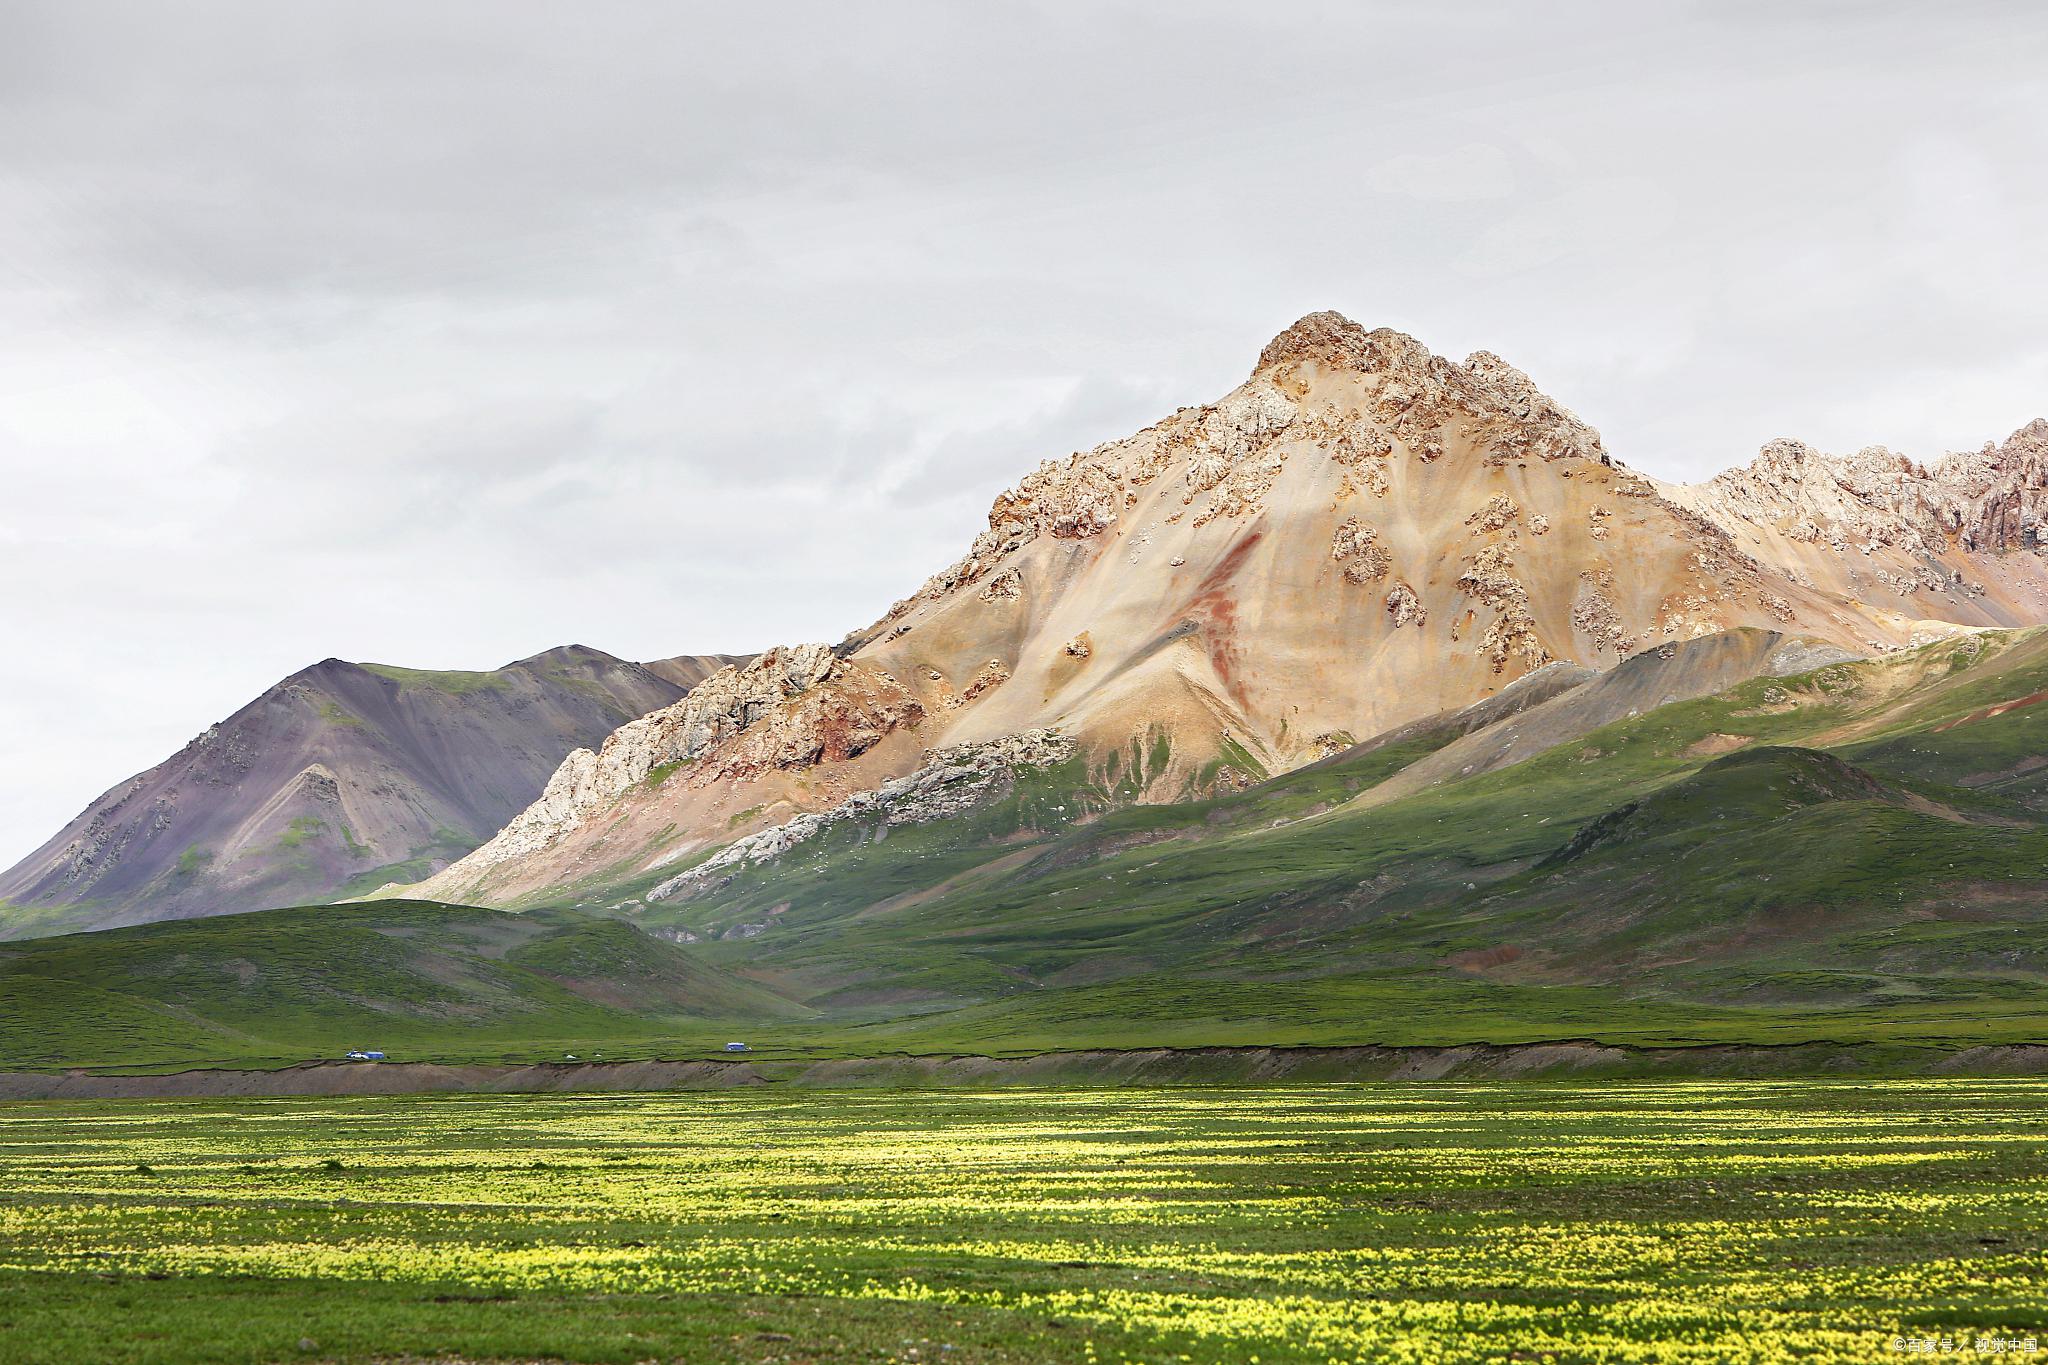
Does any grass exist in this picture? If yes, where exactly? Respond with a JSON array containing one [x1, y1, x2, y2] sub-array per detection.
[[333, 827, 477, 900], [640, 757, 694, 791], [0, 901, 803, 1071], [0, 1081, 2043, 1363], [316, 699, 364, 728], [273, 816, 326, 851], [359, 663, 510, 696]]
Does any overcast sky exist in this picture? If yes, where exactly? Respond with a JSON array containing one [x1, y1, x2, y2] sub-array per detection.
[[1, 2, 2044, 865]]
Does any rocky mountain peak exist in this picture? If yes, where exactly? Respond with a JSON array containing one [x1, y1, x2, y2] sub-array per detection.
[[1253, 311, 1469, 392], [1256, 310, 1394, 373], [860, 313, 1617, 640], [386, 322, 2048, 914]]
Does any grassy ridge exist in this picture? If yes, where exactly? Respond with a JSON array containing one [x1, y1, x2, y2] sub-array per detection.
[[0, 901, 802, 1069]]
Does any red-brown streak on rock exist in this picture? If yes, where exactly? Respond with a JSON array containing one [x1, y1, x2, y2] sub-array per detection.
[[1932, 689, 2048, 733], [696, 674, 926, 784], [1182, 528, 1264, 714]]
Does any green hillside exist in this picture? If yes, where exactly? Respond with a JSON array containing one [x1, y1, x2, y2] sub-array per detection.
[[0, 901, 805, 1069], [612, 628, 2048, 1054]]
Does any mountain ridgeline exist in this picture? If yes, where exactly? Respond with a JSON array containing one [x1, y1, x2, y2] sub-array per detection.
[[419, 311, 2048, 910]]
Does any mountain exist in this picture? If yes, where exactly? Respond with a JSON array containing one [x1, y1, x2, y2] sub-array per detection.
[[0, 646, 743, 938], [418, 311, 2048, 908], [14, 302, 2048, 1068], [23, 625, 2048, 1071]]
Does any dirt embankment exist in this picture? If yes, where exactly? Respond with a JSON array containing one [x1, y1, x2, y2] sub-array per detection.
[[5, 1041, 2048, 1100]]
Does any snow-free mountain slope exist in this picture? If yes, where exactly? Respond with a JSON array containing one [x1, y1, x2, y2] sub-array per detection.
[[422, 312, 2048, 908], [0, 646, 692, 936]]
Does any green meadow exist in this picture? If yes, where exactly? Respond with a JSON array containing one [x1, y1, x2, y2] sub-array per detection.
[[1, 1081, 2045, 1364]]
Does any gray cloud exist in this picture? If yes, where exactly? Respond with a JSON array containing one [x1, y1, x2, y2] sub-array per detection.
[[1, 0, 2045, 863]]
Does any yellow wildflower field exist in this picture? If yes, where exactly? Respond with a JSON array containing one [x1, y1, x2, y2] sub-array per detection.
[[0, 1081, 2043, 1363]]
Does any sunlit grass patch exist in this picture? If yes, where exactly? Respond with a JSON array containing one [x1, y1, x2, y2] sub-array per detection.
[[1, 1081, 2044, 1362]]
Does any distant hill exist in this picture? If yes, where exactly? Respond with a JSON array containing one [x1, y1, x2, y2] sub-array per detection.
[[0, 899, 802, 1069], [0, 646, 742, 937]]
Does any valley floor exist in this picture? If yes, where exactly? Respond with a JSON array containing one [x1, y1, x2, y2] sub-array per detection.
[[1, 1082, 2044, 1363]]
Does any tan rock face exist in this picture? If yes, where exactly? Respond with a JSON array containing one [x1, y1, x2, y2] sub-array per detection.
[[422, 311, 2048, 908], [1664, 418, 2048, 631]]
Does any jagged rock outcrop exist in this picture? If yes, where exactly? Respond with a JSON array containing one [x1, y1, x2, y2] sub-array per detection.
[[1679, 421, 2048, 560], [1682, 422, 2048, 560], [1386, 582, 1427, 628], [439, 645, 910, 875], [1682, 438, 1949, 553], [1571, 571, 1631, 657], [1667, 420, 2048, 626], [1331, 518, 1390, 584], [1945, 420, 2048, 551], [695, 659, 924, 781], [645, 730, 1073, 903], [977, 567, 1024, 603]]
